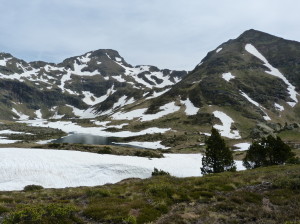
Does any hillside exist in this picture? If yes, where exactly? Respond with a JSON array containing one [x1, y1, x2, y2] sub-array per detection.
[[0, 164, 299, 223]]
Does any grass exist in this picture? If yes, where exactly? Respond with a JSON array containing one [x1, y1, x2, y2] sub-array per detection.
[[0, 164, 299, 223]]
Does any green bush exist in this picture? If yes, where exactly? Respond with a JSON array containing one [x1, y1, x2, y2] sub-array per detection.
[[86, 188, 111, 197], [3, 203, 77, 224], [152, 168, 170, 176], [23, 185, 44, 192]]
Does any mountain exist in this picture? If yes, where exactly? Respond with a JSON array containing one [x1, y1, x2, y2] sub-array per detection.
[[102, 29, 300, 146], [0, 49, 187, 120], [0, 29, 299, 149]]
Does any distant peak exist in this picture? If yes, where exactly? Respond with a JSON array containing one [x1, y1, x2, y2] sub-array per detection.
[[237, 29, 282, 42]]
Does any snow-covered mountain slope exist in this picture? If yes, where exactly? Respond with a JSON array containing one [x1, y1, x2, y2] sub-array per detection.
[[107, 29, 300, 140], [0, 49, 187, 120]]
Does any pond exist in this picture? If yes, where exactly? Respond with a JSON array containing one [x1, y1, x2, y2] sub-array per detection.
[[52, 133, 117, 145]]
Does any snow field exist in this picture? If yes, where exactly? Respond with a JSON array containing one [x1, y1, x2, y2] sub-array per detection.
[[0, 148, 245, 191]]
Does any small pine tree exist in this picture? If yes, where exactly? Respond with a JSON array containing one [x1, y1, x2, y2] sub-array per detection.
[[243, 135, 295, 169], [201, 128, 236, 174]]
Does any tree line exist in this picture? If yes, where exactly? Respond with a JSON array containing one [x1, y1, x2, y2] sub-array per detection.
[[201, 128, 298, 175]]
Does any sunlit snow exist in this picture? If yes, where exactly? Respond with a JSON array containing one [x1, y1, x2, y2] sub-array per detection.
[[216, 48, 222, 53]]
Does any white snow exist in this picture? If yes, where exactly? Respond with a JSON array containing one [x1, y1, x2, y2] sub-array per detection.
[[82, 85, 116, 106], [112, 75, 126, 82], [0, 130, 27, 135], [12, 108, 29, 120], [0, 148, 245, 191], [213, 111, 241, 139], [21, 119, 171, 138], [222, 72, 235, 82], [180, 98, 199, 115], [35, 109, 42, 119], [0, 137, 19, 144], [115, 57, 122, 62], [114, 141, 170, 150], [274, 103, 284, 111], [233, 142, 251, 151], [245, 44, 298, 107], [145, 88, 171, 100], [216, 48, 222, 53], [111, 102, 180, 122], [0, 57, 12, 66], [240, 91, 271, 121], [67, 105, 97, 119], [72, 61, 99, 76]]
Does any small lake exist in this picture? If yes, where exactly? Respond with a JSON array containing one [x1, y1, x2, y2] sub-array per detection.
[[52, 133, 117, 145]]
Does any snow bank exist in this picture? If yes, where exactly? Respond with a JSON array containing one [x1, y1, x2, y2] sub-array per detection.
[[213, 111, 241, 139], [180, 98, 199, 115], [245, 44, 298, 107], [0, 148, 245, 191]]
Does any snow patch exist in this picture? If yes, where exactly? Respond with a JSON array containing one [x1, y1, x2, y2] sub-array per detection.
[[240, 91, 271, 120], [233, 143, 251, 151], [245, 44, 298, 107], [114, 141, 170, 150], [112, 75, 126, 82], [21, 120, 171, 138], [274, 103, 284, 111], [145, 88, 170, 100], [180, 98, 199, 115], [222, 72, 235, 82], [12, 108, 29, 120], [213, 111, 241, 139], [111, 102, 180, 121], [216, 48, 222, 53]]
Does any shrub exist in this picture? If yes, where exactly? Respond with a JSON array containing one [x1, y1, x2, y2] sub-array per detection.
[[3, 203, 77, 224], [243, 135, 295, 169], [152, 168, 170, 176], [23, 185, 44, 192]]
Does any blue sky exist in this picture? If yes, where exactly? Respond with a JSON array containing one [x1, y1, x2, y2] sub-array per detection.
[[0, 0, 299, 70]]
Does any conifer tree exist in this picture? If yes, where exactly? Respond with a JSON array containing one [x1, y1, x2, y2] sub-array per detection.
[[201, 128, 236, 174], [243, 135, 295, 169]]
